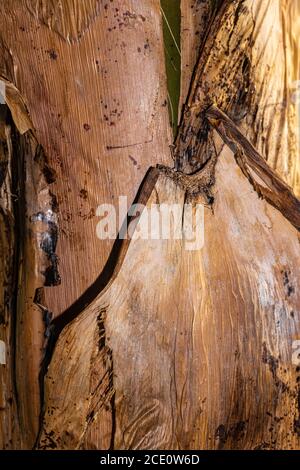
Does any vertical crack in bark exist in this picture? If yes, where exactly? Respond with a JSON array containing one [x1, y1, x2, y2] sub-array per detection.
[[79, 306, 116, 449]]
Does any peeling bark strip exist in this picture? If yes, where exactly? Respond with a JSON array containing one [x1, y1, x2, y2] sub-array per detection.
[[0, 118, 62, 449], [0, 97, 61, 448], [13, 130, 62, 448], [0, 79, 32, 135], [206, 106, 300, 231]]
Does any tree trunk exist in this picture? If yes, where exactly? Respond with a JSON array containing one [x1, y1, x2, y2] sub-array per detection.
[[0, 0, 300, 450]]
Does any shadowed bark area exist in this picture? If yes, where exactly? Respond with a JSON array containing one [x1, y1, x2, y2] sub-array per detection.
[[0, 110, 20, 449]]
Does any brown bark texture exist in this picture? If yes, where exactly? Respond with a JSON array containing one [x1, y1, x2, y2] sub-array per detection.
[[0, 0, 299, 450]]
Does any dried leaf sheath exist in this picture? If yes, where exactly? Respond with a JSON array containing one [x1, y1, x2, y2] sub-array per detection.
[[39, 152, 300, 449]]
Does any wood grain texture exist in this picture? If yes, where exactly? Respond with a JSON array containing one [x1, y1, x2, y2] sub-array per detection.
[[39, 142, 300, 449], [179, 0, 211, 110], [243, 0, 300, 196], [24, 0, 102, 43], [0, 0, 172, 316], [176, 0, 300, 196], [0, 0, 172, 448]]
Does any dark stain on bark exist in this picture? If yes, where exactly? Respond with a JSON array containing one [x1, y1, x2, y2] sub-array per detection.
[[282, 270, 295, 297], [262, 343, 289, 394], [47, 49, 58, 60], [34, 146, 57, 184], [31, 212, 61, 287], [215, 420, 247, 449]]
